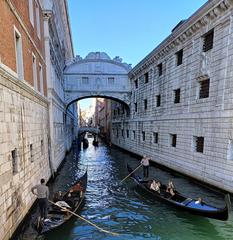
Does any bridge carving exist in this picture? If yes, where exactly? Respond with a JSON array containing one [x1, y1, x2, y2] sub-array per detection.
[[64, 52, 132, 107], [78, 127, 100, 135]]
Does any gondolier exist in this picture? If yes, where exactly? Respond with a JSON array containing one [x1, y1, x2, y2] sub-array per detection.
[[31, 178, 49, 221], [141, 155, 150, 178]]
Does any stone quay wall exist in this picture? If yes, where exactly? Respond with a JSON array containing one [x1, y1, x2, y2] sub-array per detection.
[[0, 66, 51, 240]]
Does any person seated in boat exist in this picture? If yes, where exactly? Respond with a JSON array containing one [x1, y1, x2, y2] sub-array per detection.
[[72, 181, 84, 198], [63, 190, 75, 208], [195, 197, 204, 205], [166, 179, 175, 197], [53, 191, 63, 202], [150, 180, 161, 194]]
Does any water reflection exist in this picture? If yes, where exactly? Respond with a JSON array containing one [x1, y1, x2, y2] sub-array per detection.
[[19, 139, 233, 240]]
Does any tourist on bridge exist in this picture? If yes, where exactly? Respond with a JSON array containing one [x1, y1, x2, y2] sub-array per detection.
[[141, 155, 150, 178], [31, 178, 49, 221]]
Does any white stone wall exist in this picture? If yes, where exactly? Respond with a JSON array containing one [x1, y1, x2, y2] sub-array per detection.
[[111, 0, 233, 192], [0, 65, 50, 240]]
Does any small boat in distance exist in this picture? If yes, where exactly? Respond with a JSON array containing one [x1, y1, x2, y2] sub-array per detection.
[[127, 164, 230, 221], [82, 138, 89, 149], [36, 170, 88, 234]]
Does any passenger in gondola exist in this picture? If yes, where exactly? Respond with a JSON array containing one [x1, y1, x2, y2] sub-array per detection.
[[63, 190, 75, 208], [72, 181, 84, 198], [150, 180, 161, 194], [195, 197, 204, 205], [166, 179, 175, 198], [53, 191, 63, 202]]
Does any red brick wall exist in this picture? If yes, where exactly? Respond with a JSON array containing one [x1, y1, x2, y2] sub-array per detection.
[[0, 0, 47, 96]]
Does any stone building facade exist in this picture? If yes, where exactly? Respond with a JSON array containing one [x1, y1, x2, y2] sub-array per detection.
[[111, 0, 233, 193], [0, 0, 50, 239], [42, 0, 78, 173]]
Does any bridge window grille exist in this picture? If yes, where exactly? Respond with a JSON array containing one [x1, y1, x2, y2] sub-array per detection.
[[174, 88, 180, 104], [144, 72, 149, 83], [12, 149, 18, 175], [156, 95, 161, 107], [116, 129, 118, 137], [142, 131, 145, 141], [203, 29, 214, 52], [158, 63, 163, 76], [117, 108, 120, 115], [170, 134, 177, 147], [193, 136, 204, 153], [144, 99, 148, 110], [134, 79, 138, 88], [82, 77, 89, 84], [176, 49, 183, 66], [153, 132, 158, 144], [108, 77, 114, 85], [199, 79, 210, 99]]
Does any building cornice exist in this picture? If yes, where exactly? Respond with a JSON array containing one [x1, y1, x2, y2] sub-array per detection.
[[0, 63, 48, 107], [130, 0, 233, 78]]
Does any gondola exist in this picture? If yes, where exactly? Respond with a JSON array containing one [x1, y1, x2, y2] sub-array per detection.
[[83, 138, 89, 149], [127, 164, 229, 221], [36, 170, 88, 234], [92, 140, 99, 147]]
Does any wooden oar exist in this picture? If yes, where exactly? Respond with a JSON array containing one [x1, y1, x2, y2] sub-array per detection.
[[120, 164, 142, 183], [48, 200, 119, 236]]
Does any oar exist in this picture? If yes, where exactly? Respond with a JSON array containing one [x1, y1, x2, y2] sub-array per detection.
[[120, 164, 142, 183], [48, 200, 119, 236]]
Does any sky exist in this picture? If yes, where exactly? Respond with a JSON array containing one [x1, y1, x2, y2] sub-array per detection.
[[68, 0, 207, 109]]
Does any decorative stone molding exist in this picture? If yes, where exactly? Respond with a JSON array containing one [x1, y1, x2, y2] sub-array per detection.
[[130, 0, 233, 76]]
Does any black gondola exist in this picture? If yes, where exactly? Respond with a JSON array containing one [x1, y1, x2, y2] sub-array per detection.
[[92, 140, 99, 147], [127, 164, 229, 221], [36, 170, 88, 234], [82, 138, 89, 149]]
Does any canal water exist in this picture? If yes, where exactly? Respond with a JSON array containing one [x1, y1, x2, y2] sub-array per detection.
[[20, 139, 233, 240]]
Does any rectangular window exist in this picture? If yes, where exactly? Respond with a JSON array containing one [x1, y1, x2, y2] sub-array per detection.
[[174, 88, 180, 104], [153, 132, 158, 144], [108, 77, 114, 85], [39, 64, 44, 95], [12, 149, 18, 175], [199, 79, 210, 99], [144, 72, 149, 83], [117, 108, 120, 115], [116, 129, 118, 137], [158, 63, 163, 76], [134, 79, 138, 88], [203, 29, 214, 52], [126, 130, 129, 138], [176, 49, 183, 66], [28, 0, 34, 26], [142, 131, 145, 141], [121, 129, 124, 138], [144, 99, 147, 110], [133, 130, 136, 140], [193, 136, 204, 153], [82, 77, 89, 84], [32, 53, 37, 90], [170, 134, 177, 147], [14, 28, 24, 80], [35, 1, 41, 38], [156, 95, 161, 107], [134, 102, 137, 112], [30, 144, 33, 162]]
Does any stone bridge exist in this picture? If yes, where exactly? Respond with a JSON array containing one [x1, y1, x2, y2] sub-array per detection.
[[78, 127, 100, 135], [64, 52, 132, 108]]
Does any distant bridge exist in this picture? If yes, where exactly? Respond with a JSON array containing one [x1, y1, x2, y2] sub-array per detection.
[[78, 127, 100, 135]]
